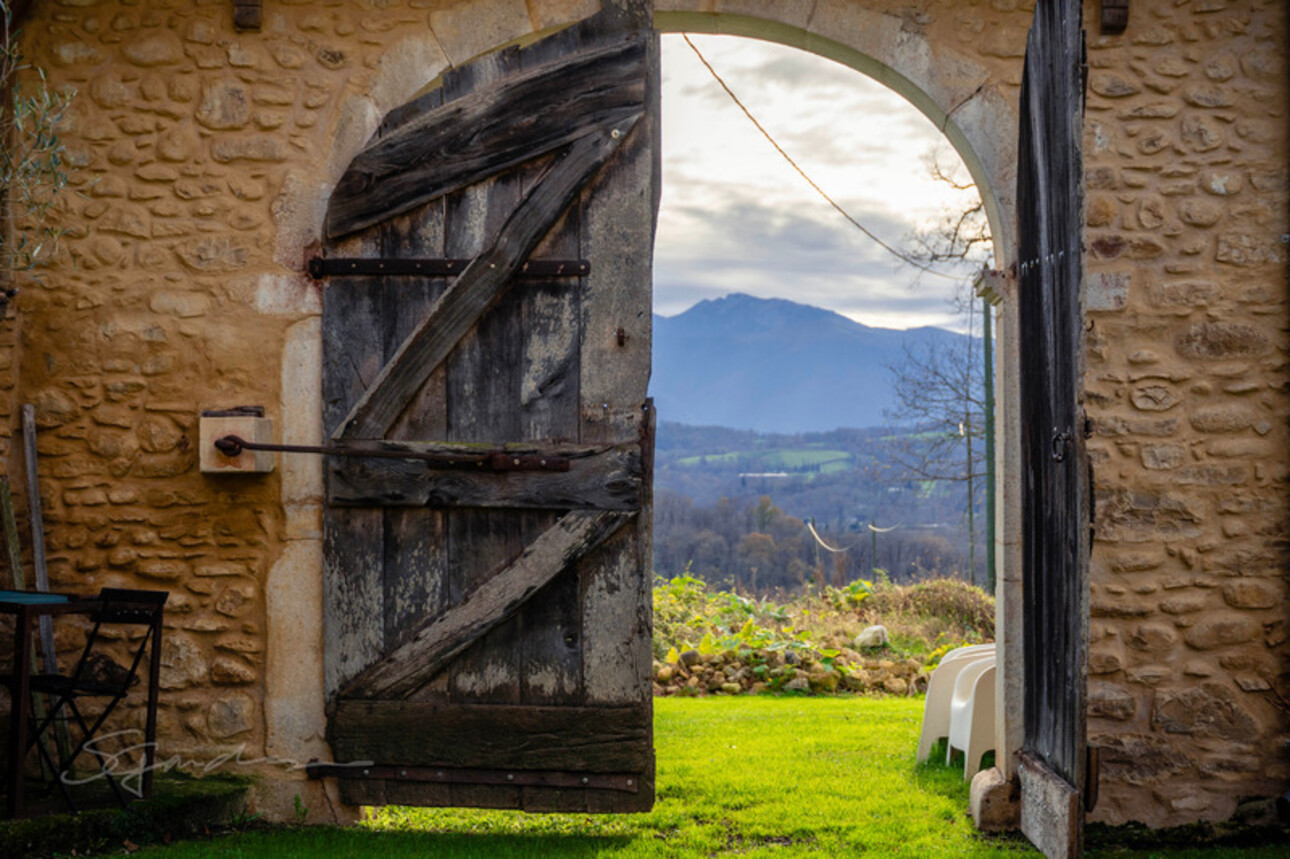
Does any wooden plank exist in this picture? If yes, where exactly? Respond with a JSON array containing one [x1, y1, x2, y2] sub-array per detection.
[[578, 33, 657, 444], [21, 406, 55, 671], [580, 517, 651, 705], [587, 755, 654, 814], [325, 36, 646, 238], [322, 228, 387, 697], [504, 24, 590, 709], [327, 442, 642, 509], [328, 699, 651, 771], [333, 115, 638, 441], [21, 405, 74, 767], [438, 45, 531, 708], [1018, 0, 1086, 800], [343, 510, 631, 699], [380, 186, 452, 650], [1019, 752, 1082, 859]]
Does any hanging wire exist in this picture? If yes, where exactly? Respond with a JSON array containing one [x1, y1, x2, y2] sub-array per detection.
[[682, 34, 962, 282], [806, 520, 853, 554]]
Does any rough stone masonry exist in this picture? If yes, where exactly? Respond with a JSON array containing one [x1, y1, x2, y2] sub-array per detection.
[[0, 0, 1285, 830]]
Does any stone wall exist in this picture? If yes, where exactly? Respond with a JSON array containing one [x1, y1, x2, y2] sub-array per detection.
[[9, 0, 1032, 814], [1081, 0, 1290, 829], [10, 0, 1288, 833]]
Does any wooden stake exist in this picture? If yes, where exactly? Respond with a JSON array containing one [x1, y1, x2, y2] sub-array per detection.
[[21, 405, 55, 669], [21, 404, 72, 767]]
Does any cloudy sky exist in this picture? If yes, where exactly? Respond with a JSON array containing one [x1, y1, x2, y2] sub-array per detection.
[[656, 34, 986, 331]]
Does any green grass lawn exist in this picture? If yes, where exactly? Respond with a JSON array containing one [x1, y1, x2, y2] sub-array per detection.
[[129, 697, 1286, 858]]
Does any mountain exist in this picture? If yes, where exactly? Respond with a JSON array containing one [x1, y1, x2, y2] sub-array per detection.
[[649, 293, 973, 433]]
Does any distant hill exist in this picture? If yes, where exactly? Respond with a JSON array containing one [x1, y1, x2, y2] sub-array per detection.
[[650, 293, 972, 433]]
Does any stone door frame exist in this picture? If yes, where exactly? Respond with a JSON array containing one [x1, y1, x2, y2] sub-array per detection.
[[269, 1, 1036, 811]]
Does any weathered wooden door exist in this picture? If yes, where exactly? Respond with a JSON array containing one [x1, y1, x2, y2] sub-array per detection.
[[314, 11, 657, 813], [1016, 0, 1087, 856]]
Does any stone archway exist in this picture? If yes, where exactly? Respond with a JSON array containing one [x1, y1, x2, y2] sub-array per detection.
[[270, 0, 1035, 815]]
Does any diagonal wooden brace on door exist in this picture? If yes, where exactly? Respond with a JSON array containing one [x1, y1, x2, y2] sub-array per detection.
[[332, 117, 640, 441], [340, 510, 633, 700], [325, 36, 646, 239]]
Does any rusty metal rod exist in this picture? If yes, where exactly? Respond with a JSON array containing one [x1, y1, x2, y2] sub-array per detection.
[[213, 435, 570, 472]]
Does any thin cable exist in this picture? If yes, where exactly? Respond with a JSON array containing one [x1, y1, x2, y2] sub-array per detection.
[[682, 34, 961, 281], [806, 520, 852, 553], [867, 523, 901, 533]]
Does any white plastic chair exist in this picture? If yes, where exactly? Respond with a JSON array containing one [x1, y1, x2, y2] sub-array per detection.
[[915, 645, 995, 762], [947, 661, 996, 780]]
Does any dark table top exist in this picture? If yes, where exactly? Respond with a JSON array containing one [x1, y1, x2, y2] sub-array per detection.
[[0, 590, 74, 605]]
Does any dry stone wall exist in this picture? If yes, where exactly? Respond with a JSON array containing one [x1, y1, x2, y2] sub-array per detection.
[[1082, 0, 1290, 829]]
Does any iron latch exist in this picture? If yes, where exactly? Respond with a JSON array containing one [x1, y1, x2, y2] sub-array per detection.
[[214, 435, 570, 472]]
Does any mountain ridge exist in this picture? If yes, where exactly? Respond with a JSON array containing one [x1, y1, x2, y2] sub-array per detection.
[[649, 292, 973, 433]]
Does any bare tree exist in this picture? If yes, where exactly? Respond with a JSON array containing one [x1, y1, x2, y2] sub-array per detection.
[[883, 146, 992, 584], [905, 147, 993, 267]]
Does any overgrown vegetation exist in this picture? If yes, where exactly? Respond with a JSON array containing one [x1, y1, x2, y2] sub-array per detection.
[[650, 573, 994, 697], [0, 1, 74, 298]]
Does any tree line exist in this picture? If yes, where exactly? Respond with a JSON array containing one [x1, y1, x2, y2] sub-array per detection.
[[652, 491, 977, 595]]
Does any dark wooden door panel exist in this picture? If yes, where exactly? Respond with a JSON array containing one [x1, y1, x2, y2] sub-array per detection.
[[319, 12, 657, 813], [1017, 0, 1087, 855]]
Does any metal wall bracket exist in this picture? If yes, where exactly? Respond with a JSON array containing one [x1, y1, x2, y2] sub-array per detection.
[[1101, 0, 1128, 35], [233, 0, 262, 31]]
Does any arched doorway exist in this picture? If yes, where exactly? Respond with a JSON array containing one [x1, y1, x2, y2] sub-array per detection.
[[299, 1, 1085, 852]]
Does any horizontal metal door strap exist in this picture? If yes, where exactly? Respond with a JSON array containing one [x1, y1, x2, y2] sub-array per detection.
[[308, 257, 590, 279], [304, 761, 639, 793], [214, 435, 571, 472]]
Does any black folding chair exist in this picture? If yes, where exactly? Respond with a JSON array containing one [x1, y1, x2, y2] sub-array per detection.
[[25, 587, 167, 811]]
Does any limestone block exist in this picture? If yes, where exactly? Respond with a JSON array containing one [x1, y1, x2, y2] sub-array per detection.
[[1089, 649, 1123, 675], [196, 82, 252, 130], [160, 632, 210, 691], [1220, 580, 1278, 610], [1188, 405, 1257, 434], [1130, 385, 1178, 412], [212, 657, 257, 685], [1127, 623, 1177, 653], [1090, 683, 1137, 721], [1085, 271, 1129, 310], [1177, 322, 1270, 360], [207, 693, 256, 738], [969, 767, 1019, 831], [200, 414, 274, 474], [429, 0, 532, 67], [1153, 683, 1259, 741]]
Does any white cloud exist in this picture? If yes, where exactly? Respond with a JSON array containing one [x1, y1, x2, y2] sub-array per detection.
[[657, 34, 984, 330]]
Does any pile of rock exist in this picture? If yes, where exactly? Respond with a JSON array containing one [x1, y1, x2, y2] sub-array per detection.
[[652, 643, 930, 697]]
